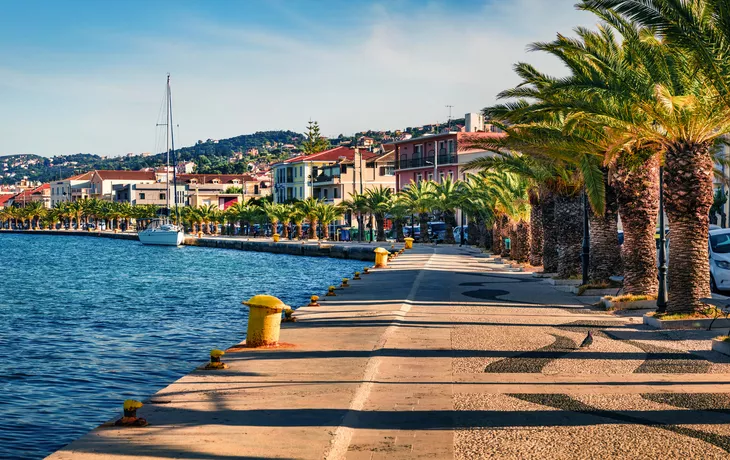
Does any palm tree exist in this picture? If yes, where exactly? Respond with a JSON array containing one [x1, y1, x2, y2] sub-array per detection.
[[401, 180, 435, 243], [388, 198, 411, 242], [429, 178, 462, 244], [196, 204, 219, 234], [272, 204, 295, 239], [24, 201, 46, 230], [363, 186, 393, 242], [313, 203, 343, 240], [297, 197, 321, 240], [290, 207, 306, 240], [342, 192, 369, 242]]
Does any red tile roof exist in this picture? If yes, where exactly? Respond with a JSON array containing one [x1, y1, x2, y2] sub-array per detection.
[[14, 183, 49, 201], [283, 146, 378, 164], [68, 171, 93, 181], [93, 170, 157, 181], [177, 174, 249, 184], [0, 194, 13, 207]]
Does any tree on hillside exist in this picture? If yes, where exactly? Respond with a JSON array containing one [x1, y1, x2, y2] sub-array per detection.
[[301, 121, 329, 155]]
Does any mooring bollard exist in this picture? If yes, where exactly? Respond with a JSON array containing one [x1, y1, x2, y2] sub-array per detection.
[[326, 285, 337, 296], [404, 237, 414, 249], [272, 233, 280, 243], [341, 278, 349, 288], [374, 247, 390, 268], [115, 399, 148, 427], [205, 349, 228, 369], [242, 294, 288, 348], [308, 295, 320, 307], [363, 267, 370, 274], [353, 271, 361, 280]]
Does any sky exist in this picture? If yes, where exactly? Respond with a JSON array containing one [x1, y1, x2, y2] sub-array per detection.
[[0, 0, 599, 157]]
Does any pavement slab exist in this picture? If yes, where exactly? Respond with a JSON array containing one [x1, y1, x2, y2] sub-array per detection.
[[48, 246, 730, 459]]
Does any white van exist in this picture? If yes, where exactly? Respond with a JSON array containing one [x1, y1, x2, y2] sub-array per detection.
[[710, 228, 730, 292]]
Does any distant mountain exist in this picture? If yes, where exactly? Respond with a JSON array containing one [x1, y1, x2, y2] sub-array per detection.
[[0, 130, 301, 185]]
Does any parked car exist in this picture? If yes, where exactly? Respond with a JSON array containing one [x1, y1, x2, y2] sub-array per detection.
[[453, 225, 469, 243], [428, 222, 446, 242], [710, 228, 730, 292]]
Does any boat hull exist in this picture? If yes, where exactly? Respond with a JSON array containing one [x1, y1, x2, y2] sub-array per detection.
[[138, 229, 185, 246]]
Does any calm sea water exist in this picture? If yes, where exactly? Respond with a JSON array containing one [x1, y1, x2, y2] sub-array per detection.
[[0, 234, 363, 459]]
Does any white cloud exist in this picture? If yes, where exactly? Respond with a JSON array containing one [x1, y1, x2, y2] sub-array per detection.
[[0, 0, 599, 157]]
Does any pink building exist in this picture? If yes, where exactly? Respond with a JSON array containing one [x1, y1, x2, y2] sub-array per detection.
[[392, 131, 505, 190]]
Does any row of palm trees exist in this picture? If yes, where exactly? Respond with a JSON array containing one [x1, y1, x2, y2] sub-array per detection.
[[457, 0, 730, 313], [0, 199, 159, 231]]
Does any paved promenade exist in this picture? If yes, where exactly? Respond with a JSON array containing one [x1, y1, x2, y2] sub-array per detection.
[[49, 246, 730, 459]]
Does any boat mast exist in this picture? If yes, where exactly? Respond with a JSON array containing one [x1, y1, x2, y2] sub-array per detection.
[[168, 74, 180, 224], [165, 74, 171, 218]]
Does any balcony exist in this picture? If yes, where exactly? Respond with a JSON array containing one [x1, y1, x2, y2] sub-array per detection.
[[397, 152, 457, 170], [314, 174, 341, 185]]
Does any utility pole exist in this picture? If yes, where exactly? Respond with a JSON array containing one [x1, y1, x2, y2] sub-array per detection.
[[445, 105, 453, 131]]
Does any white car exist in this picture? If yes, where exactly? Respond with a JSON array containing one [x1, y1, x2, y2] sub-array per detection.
[[710, 228, 730, 292]]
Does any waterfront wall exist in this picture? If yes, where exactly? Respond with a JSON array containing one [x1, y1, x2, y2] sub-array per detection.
[[0, 230, 376, 261]]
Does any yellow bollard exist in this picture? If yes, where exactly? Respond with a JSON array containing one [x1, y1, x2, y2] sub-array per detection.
[[272, 233, 280, 243], [205, 349, 228, 369], [353, 272, 361, 280], [341, 278, 349, 288], [283, 307, 296, 322], [374, 247, 390, 268], [326, 285, 337, 296], [242, 295, 288, 348], [363, 267, 370, 274], [391, 244, 395, 250], [198, 231, 203, 238], [404, 237, 414, 249], [308, 295, 320, 307], [115, 399, 148, 427]]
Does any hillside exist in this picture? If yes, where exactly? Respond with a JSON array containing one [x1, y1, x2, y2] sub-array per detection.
[[0, 130, 301, 185]]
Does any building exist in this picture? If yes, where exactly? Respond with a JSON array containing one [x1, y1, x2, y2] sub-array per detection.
[[178, 174, 250, 209], [88, 170, 157, 201], [177, 161, 196, 174], [13, 183, 51, 208], [0, 193, 14, 209], [117, 182, 187, 208], [272, 146, 395, 204], [50, 172, 93, 207], [392, 114, 505, 190]]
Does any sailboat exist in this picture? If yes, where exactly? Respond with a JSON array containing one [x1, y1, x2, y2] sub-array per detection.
[[138, 75, 185, 246]]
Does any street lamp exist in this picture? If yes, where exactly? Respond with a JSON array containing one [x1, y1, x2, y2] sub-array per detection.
[[581, 191, 590, 286], [657, 165, 668, 312]]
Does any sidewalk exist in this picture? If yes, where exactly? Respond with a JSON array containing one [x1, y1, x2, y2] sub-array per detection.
[[50, 246, 730, 459]]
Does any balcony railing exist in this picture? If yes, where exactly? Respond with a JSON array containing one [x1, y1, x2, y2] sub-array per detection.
[[314, 174, 341, 184], [397, 154, 457, 170]]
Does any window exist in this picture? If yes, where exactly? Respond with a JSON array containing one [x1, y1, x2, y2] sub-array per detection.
[[140, 193, 146, 199], [448, 139, 455, 153], [299, 166, 303, 177], [414, 144, 423, 156], [212, 179, 220, 184], [416, 173, 423, 183], [448, 171, 454, 180], [232, 179, 240, 184], [334, 188, 339, 199], [439, 172, 445, 183], [254, 184, 259, 195], [323, 189, 329, 199], [341, 164, 347, 174], [299, 186, 303, 197], [427, 173, 433, 181], [160, 193, 166, 200]]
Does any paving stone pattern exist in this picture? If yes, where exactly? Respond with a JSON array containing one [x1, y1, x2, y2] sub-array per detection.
[[49, 246, 730, 460]]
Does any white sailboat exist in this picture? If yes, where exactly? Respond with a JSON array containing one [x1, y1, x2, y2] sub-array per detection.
[[139, 75, 185, 246]]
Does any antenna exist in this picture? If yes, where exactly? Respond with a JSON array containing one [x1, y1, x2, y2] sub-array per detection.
[[445, 105, 454, 131]]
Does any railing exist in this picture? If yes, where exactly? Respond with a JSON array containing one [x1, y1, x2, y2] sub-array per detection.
[[397, 155, 456, 170], [314, 174, 340, 183]]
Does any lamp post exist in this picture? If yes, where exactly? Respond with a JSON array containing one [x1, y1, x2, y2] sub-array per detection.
[[581, 191, 590, 286], [459, 210, 465, 247], [657, 165, 668, 312], [411, 213, 415, 241]]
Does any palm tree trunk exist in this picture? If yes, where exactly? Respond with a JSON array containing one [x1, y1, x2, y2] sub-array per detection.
[[376, 213, 386, 242], [309, 219, 318, 239], [664, 143, 714, 312], [541, 190, 558, 273], [589, 170, 622, 282], [492, 220, 502, 255], [468, 216, 480, 246], [500, 215, 510, 257], [529, 192, 543, 267], [513, 221, 531, 263], [322, 222, 330, 239], [295, 224, 302, 239], [395, 220, 405, 242], [555, 193, 582, 279], [443, 211, 456, 244], [419, 212, 430, 243], [612, 152, 659, 295]]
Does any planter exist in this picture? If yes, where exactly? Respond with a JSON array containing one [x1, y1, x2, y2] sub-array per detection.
[[599, 297, 656, 311], [544, 278, 582, 286], [643, 312, 730, 330], [577, 288, 619, 297], [712, 338, 730, 356]]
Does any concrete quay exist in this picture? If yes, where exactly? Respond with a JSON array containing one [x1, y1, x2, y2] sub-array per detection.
[[0, 230, 380, 261], [49, 246, 730, 459]]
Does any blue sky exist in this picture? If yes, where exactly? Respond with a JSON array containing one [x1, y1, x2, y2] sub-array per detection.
[[0, 0, 597, 157]]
